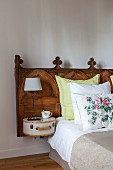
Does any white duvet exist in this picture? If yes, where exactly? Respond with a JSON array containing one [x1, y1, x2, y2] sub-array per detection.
[[48, 117, 113, 167]]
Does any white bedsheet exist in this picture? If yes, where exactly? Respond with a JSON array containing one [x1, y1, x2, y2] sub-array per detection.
[[48, 117, 113, 167]]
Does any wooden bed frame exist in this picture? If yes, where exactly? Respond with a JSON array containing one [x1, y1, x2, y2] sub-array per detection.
[[15, 55, 113, 137]]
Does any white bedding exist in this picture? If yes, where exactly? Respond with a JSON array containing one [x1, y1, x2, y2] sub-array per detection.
[[48, 117, 113, 168]]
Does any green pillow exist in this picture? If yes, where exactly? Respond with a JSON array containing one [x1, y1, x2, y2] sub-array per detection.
[[110, 75, 113, 84], [56, 74, 100, 120]]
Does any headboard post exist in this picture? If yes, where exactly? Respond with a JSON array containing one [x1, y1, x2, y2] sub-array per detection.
[[15, 55, 23, 136]]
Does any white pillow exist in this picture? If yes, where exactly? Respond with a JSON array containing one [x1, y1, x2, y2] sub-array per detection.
[[68, 82, 111, 125], [73, 93, 113, 131]]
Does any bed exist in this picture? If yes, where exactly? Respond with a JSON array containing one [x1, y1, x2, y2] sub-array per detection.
[[48, 118, 113, 170], [15, 55, 113, 170]]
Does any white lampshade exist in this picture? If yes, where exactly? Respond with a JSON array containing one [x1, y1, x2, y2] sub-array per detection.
[[24, 78, 42, 91]]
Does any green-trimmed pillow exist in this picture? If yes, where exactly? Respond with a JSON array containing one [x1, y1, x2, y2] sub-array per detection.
[[56, 74, 100, 120]]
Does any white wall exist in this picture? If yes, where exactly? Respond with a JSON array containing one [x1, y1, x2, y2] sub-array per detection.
[[0, 0, 113, 159]]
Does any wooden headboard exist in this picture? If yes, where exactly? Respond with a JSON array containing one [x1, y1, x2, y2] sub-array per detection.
[[15, 55, 113, 137]]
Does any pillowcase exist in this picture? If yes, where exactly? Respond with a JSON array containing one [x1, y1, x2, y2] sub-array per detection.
[[68, 81, 111, 125], [55, 74, 100, 120], [73, 93, 113, 131]]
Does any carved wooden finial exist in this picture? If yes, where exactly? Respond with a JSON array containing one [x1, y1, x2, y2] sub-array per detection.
[[88, 58, 96, 69], [15, 55, 23, 66], [53, 56, 62, 69]]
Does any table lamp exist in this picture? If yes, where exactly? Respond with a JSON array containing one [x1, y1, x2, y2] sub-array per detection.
[[24, 77, 42, 120]]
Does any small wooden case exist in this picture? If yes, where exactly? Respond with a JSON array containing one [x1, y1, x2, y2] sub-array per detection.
[[23, 117, 56, 137]]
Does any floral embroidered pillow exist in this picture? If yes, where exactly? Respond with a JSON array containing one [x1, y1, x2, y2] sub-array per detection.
[[68, 81, 111, 125], [74, 93, 113, 131]]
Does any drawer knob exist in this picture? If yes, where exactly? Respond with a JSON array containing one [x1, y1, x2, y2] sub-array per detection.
[[36, 126, 51, 131]]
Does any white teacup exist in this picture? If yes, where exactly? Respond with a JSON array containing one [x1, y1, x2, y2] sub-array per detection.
[[41, 110, 52, 119]]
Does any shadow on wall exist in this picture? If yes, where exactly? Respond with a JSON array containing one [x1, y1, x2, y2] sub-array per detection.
[[97, 60, 107, 69], [64, 59, 72, 68]]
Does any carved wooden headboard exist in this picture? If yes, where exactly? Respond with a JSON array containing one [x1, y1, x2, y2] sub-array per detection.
[[15, 55, 113, 137]]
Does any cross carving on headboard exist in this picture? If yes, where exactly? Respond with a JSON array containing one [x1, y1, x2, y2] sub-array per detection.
[[53, 56, 62, 69], [88, 58, 96, 69]]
